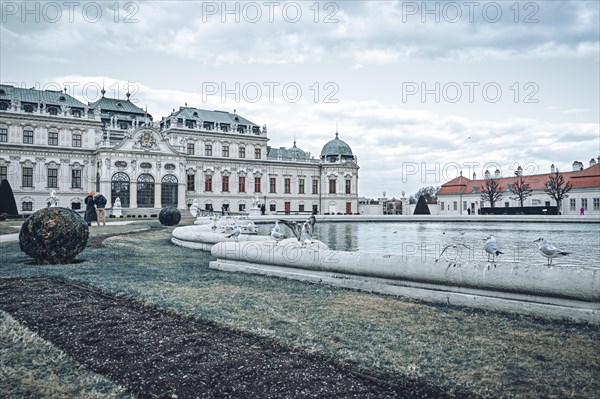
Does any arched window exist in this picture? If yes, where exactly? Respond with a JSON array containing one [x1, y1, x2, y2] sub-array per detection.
[[111, 172, 130, 207], [161, 174, 178, 207], [137, 173, 155, 208]]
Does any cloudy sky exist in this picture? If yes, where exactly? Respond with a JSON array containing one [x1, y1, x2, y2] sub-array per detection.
[[1, 0, 598, 198]]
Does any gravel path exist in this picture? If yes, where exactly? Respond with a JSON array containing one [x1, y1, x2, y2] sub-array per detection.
[[0, 277, 476, 399]]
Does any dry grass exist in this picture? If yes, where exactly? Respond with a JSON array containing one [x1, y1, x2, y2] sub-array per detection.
[[1, 224, 598, 398], [0, 310, 132, 399]]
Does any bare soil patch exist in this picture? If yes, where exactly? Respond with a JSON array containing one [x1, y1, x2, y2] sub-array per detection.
[[0, 277, 476, 399]]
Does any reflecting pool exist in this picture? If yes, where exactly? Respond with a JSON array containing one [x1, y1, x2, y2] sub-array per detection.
[[262, 221, 600, 267]]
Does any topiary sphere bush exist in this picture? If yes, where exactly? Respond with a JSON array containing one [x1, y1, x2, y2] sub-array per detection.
[[19, 207, 89, 264], [159, 207, 181, 226]]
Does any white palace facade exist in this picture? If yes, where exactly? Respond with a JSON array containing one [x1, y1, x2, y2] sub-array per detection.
[[0, 84, 359, 216]]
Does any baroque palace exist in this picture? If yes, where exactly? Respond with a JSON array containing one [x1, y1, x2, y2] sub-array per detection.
[[0, 84, 359, 215]]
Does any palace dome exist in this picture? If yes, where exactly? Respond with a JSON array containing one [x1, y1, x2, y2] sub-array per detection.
[[320, 132, 354, 162]]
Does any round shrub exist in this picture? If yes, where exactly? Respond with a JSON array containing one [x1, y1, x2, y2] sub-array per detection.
[[159, 207, 181, 226], [19, 207, 89, 264]]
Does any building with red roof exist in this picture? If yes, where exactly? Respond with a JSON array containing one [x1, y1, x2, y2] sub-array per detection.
[[438, 160, 600, 216]]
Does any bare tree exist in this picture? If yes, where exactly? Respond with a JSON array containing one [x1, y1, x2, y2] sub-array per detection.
[[544, 170, 572, 213], [509, 175, 532, 207], [480, 178, 503, 208], [413, 186, 439, 204]]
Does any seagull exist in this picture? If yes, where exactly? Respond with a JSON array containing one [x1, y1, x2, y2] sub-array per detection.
[[436, 243, 471, 263], [226, 225, 241, 242], [271, 230, 286, 241], [270, 221, 286, 241], [280, 215, 316, 243], [245, 221, 257, 234], [484, 235, 503, 262], [534, 238, 570, 266]]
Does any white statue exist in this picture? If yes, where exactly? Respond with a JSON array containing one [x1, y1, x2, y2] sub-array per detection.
[[112, 197, 122, 217], [252, 195, 260, 208], [48, 190, 59, 207], [190, 199, 199, 217]]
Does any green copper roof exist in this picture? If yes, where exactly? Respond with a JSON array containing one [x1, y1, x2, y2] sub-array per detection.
[[169, 107, 259, 127], [267, 141, 310, 161], [88, 96, 146, 115], [320, 132, 353, 157], [0, 84, 86, 108]]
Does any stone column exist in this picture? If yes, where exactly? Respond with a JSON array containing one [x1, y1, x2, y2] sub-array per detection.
[[155, 182, 162, 209], [130, 181, 138, 209]]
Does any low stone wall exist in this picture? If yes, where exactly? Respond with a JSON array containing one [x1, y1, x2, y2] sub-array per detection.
[[209, 241, 600, 324], [250, 214, 600, 224], [171, 225, 271, 251]]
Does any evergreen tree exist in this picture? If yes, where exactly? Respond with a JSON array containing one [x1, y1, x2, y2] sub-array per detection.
[[413, 194, 431, 215], [0, 179, 19, 216]]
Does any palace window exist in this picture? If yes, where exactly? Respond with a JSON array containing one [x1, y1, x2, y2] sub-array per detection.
[[161, 174, 178, 208], [22, 167, 33, 187], [23, 104, 34, 113], [269, 177, 276, 193], [312, 179, 318, 194], [299, 204, 305, 212], [111, 172, 130, 207], [205, 144, 212, 156], [48, 131, 58, 146], [71, 169, 82, 189], [0, 165, 7, 181], [137, 174, 155, 208], [239, 176, 246, 193], [329, 179, 336, 194], [222, 176, 229, 192], [187, 143, 195, 155], [48, 106, 58, 115], [22, 201, 33, 211], [254, 177, 261, 193], [23, 129, 33, 144], [581, 198, 588, 211], [239, 146, 246, 158], [222, 145, 229, 157], [187, 174, 195, 191], [0, 127, 7, 142], [298, 179, 305, 194], [570, 198, 576, 211], [254, 148, 261, 159], [72, 132, 82, 147], [205, 175, 213, 192], [284, 178, 291, 194], [345, 179, 351, 194], [48, 168, 58, 188], [593, 198, 600, 211], [72, 109, 81, 118]]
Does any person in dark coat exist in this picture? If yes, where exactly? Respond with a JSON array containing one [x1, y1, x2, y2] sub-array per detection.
[[95, 192, 107, 226], [84, 192, 97, 226]]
